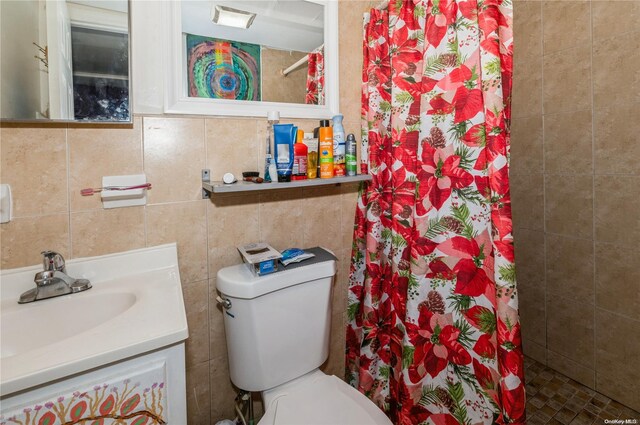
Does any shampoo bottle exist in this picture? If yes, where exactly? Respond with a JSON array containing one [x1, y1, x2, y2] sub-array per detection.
[[318, 119, 333, 179], [292, 129, 308, 181], [332, 114, 346, 176], [304, 133, 319, 179]]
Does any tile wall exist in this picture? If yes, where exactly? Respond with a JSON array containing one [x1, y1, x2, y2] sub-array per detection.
[[0, 2, 372, 423], [511, 0, 640, 412], [261, 47, 308, 104]]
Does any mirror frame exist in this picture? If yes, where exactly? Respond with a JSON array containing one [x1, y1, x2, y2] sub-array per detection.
[[163, 0, 339, 119], [0, 0, 133, 125]]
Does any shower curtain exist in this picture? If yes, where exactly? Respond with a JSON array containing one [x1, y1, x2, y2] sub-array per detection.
[[305, 47, 325, 105], [346, 0, 525, 424]]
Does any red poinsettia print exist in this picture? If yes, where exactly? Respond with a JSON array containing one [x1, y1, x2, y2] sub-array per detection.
[[348, 0, 524, 424], [406, 309, 472, 383], [418, 145, 474, 210]]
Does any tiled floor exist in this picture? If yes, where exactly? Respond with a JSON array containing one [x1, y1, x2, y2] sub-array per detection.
[[524, 356, 640, 425]]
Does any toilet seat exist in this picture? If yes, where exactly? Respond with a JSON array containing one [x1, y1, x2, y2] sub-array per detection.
[[258, 370, 392, 425]]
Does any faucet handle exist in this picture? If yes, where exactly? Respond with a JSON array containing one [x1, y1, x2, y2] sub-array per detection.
[[41, 250, 66, 272]]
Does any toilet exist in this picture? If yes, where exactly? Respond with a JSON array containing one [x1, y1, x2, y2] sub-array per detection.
[[216, 248, 392, 425]]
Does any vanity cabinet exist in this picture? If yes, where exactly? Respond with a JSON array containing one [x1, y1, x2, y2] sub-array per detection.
[[0, 344, 186, 425]]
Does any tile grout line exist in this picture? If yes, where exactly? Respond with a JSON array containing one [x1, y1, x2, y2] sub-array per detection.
[[539, 0, 548, 366], [589, 0, 598, 391], [65, 127, 73, 258]]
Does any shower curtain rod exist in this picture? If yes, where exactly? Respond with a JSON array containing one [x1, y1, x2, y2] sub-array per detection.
[[281, 44, 324, 77]]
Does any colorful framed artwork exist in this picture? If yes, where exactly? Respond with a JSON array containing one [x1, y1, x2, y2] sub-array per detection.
[[186, 33, 261, 101]]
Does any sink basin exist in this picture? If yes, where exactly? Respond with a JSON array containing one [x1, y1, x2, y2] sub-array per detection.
[[0, 243, 188, 396], [1, 292, 136, 359]]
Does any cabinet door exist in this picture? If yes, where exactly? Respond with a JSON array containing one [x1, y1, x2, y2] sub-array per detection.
[[1, 361, 168, 425]]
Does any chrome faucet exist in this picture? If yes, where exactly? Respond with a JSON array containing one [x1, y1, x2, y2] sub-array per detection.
[[18, 251, 92, 304]]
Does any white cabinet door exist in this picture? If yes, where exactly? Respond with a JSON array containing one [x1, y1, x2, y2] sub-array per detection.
[[0, 344, 186, 425]]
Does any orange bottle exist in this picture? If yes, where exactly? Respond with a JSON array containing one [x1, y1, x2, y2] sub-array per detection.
[[292, 130, 308, 180], [318, 120, 334, 179]]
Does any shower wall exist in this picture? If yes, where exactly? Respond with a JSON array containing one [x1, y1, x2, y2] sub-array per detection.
[[511, 0, 640, 411]]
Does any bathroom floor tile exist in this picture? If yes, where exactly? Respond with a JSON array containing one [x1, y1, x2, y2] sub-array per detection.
[[525, 357, 640, 424]]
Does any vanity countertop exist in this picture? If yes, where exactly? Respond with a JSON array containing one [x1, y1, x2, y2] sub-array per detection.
[[0, 243, 189, 396]]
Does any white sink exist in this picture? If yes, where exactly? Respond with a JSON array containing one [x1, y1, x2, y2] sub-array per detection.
[[0, 243, 189, 396]]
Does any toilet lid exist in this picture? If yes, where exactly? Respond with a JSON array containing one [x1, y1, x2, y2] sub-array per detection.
[[258, 374, 392, 425]]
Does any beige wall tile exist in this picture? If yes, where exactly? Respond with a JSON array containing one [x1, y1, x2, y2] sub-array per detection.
[[543, 1, 591, 54], [1, 214, 70, 269], [547, 349, 595, 389], [595, 308, 640, 367], [68, 118, 143, 211], [595, 309, 640, 411], [333, 248, 351, 316], [143, 117, 205, 204], [544, 110, 593, 174], [512, 57, 543, 118], [70, 207, 145, 258], [207, 195, 259, 277], [594, 103, 640, 175], [340, 183, 359, 249], [594, 175, 640, 247], [518, 283, 546, 345], [0, 127, 67, 217], [513, 228, 545, 288], [595, 242, 640, 321], [259, 189, 305, 251], [209, 278, 228, 362], [514, 1, 542, 60], [511, 173, 545, 231], [545, 174, 593, 238], [209, 356, 237, 423], [186, 361, 210, 425], [547, 296, 595, 368], [511, 114, 544, 174], [592, 1, 640, 40], [146, 201, 208, 283], [546, 234, 594, 303], [543, 45, 592, 114], [592, 31, 640, 108], [205, 118, 259, 182], [523, 338, 546, 365], [301, 186, 343, 255], [183, 279, 210, 368]]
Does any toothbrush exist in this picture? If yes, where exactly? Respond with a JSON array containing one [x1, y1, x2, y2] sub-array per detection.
[[80, 183, 152, 196]]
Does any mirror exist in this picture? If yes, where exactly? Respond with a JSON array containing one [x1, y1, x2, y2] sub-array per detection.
[[164, 0, 338, 119], [0, 0, 131, 123], [181, 0, 324, 105]]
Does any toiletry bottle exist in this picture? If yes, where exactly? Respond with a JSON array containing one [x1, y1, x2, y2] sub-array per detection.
[[304, 133, 318, 179], [318, 119, 334, 179], [264, 111, 280, 182], [346, 133, 357, 176], [332, 114, 346, 176], [292, 129, 308, 181]]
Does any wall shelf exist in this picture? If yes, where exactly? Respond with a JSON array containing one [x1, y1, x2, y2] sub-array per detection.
[[203, 174, 371, 195]]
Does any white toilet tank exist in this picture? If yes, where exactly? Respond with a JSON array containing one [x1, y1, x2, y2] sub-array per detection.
[[216, 248, 337, 392]]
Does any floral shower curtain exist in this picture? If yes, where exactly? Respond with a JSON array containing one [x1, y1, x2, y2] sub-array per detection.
[[305, 47, 325, 105], [346, 0, 525, 424]]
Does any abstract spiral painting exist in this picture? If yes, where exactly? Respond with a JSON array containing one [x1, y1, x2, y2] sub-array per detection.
[[186, 34, 261, 101]]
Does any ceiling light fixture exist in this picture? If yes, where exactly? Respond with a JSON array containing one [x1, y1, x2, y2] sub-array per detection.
[[211, 5, 256, 29]]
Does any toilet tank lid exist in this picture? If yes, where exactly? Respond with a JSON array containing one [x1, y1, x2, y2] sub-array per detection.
[[216, 247, 337, 299]]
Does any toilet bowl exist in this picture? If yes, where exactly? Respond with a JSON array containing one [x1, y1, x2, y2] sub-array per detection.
[[216, 247, 392, 425], [258, 369, 391, 425]]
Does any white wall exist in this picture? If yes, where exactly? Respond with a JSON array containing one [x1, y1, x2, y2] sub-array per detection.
[[0, 0, 43, 119]]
